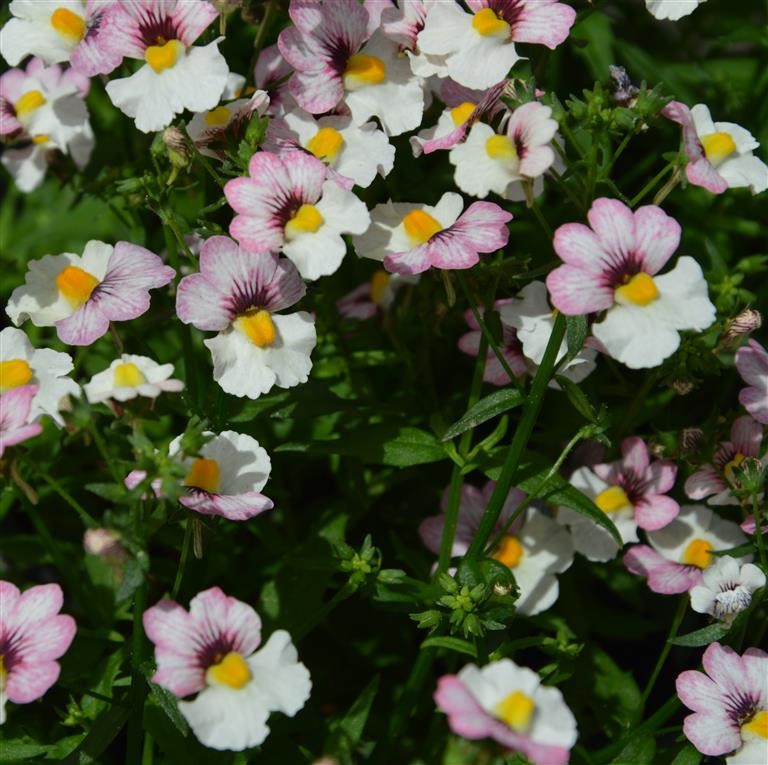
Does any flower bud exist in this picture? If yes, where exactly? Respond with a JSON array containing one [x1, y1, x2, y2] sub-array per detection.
[[720, 309, 762, 344]]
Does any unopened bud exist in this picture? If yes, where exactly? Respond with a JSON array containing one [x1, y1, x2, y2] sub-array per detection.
[[669, 377, 694, 395], [163, 127, 192, 169], [492, 581, 513, 597], [609, 65, 639, 106], [721, 309, 762, 343], [678, 427, 705, 457]]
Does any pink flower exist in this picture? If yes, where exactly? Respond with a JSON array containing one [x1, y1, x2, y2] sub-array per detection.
[[685, 416, 764, 506], [336, 271, 416, 320], [736, 339, 768, 425], [0, 581, 76, 724], [457, 300, 527, 385], [143, 587, 311, 750], [676, 643, 768, 763], [546, 198, 715, 369], [6, 240, 175, 346], [0, 385, 43, 457], [254, 44, 294, 114]]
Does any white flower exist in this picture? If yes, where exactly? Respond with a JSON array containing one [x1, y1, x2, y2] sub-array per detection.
[[83, 354, 184, 404], [689, 555, 766, 624], [645, 0, 707, 21], [0, 327, 79, 426]]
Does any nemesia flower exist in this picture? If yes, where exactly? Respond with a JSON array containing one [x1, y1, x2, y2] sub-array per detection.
[[0, 327, 79, 426], [689, 555, 766, 625], [83, 353, 184, 404], [735, 339, 768, 425], [253, 43, 293, 115], [435, 658, 577, 765], [176, 236, 316, 399], [225, 151, 370, 281], [278, 0, 424, 136], [685, 416, 765, 506], [450, 101, 558, 198], [0, 58, 93, 192], [457, 301, 528, 386], [0, 385, 43, 458], [624, 505, 749, 594], [0, 0, 121, 75], [646, 0, 708, 21], [102, 0, 229, 133], [352, 192, 511, 276], [546, 198, 716, 369], [380, 0, 443, 78], [336, 271, 418, 320], [559, 437, 679, 562], [417, 0, 576, 90], [662, 101, 768, 195], [6, 240, 175, 346], [83, 528, 128, 582], [264, 110, 395, 189], [499, 281, 597, 384], [144, 587, 311, 750], [676, 642, 768, 765], [0, 581, 76, 725], [419, 482, 573, 615]]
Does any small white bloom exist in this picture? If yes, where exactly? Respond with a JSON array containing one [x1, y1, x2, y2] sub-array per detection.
[[645, 0, 707, 21], [689, 555, 766, 624], [83, 354, 184, 404]]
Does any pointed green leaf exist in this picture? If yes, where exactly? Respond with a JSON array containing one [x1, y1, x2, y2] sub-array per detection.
[[442, 389, 526, 441]]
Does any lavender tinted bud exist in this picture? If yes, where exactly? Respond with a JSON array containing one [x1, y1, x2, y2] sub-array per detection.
[[609, 65, 639, 106]]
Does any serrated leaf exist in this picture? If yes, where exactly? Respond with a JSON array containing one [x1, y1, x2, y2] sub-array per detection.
[[564, 314, 588, 363], [442, 389, 526, 441], [669, 622, 730, 647], [421, 636, 478, 658]]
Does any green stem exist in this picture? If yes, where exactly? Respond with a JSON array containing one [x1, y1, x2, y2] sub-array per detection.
[[602, 130, 633, 178], [249, 0, 278, 79], [641, 595, 687, 704], [88, 417, 122, 484], [171, 519, 193, 599], [37, 469, 97, 527], [529, 199, 553, 238], [630, 163, 674, 208], [195, 149, 225, 187], [753, 494, 767, 569], [466, 313, 566, 559], [294, 583, 356, 640], [126, 578, 148, 765], [141, 733, 154, 765]]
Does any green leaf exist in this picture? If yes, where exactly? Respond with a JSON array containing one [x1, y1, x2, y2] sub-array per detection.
[[442, 389, 526, 441], [669, 745, 702, 765], [328, 675, 380, 754], [421, 636, 478, 658], [589, 647, 643, 737], [555, 375, 597, 422], [609, 736, 656, 765], [669, 622, 730, 647], [148, 682, 189, 736], [564, 315, 588, 363], [570, 12, 614, 81], [62, 704, 130, 765], [0, 738, 51, 761]]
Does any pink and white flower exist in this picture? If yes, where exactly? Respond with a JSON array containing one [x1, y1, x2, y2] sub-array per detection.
[[435, 658, 577, 765], [278, 0, 424, 136], [736, 339, 768, 425], [560, 436, 679, 561], [0, 327, 79, 426], [546, 198, 716, 369], [83, 353, 184, 404], [676, 642, 767, 765], [0, 0, 122, 75], [646, 1, 708, 21], [253, 43, 294, 115], [457, 301, 528, 386], [6, 240, 175, 346], [419, 481, 573, 615], [662, 101, 768, 195], [685, 416, 765, 506], [624, 505, 748, 595], [352, 192, 511, 276], [176, 236, 316, 399], [689, 556, 766, 625], [336, 271, 418, 320], [380, 0, 444, 78], [0, 581, 76, 725], [417, 0, 576, 90], [225, 151, 370, 281], [450, 101, 558, 199], [144, 587, 311, 750], [0, 385, 43, 458], [102, 0, 229, 133]]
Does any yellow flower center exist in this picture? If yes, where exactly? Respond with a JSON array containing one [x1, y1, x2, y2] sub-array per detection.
[[0, 360, 34, 392], [56, 265, 99, 308], [450, 102, 477, 127], [206, 651, 252, 689], [145, 40, 184, 73], [343, 53, 386, 90], [594, 486, 631, 513], [234, 308, 277, 347], [615, 272, 659, 306], [15, 90, 46, 118], [285, 204, 324, 239], [485, 134, 518, 164], [113, 362, 147, 388], [402, 209, 442, 246], [51, 7, 86, 41], [723, 452, 746, 485], [204, 106, 231, 127], [32, 134, 50, 144], [682, 538, 713, 569], [184, 458, 221, 493], [701, 132, 737, 166], [472, 7, 510, 37], [742, 710, 768, 739], [369, 270, 391, 305], [493, 535, 524, 569], [306, 127, 345, 163], [495, 690, 535, 731]]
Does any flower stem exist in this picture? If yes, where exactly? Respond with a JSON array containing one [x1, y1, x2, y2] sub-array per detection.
[[641, 595, 687, 705], [630, 163, 674, 207], [466, 313, 566, 558], [753, 494, 767, 569], [171, 519, 193, 599], [37, 468, 97, 527]]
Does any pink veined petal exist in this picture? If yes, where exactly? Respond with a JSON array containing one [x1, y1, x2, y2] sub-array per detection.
[[546, 264, 614, 315], [648, 561, 702, 594], [418, 515, 446, 556], [70, 3, 124, 76], [434, 675, 498, 739], [504, 0, 576, 49], [624, 544, 667, 578], [632, 205, 682, 274], [676, 669, 727, 714], [552, 222, 612, 270], [484, 346, 527, 385], [56, 301, 110, 346], [645, 459, 677, 494], [284, 151, 328, 203], [179, 491, 274, 521], [288, 68, 346, 114], [620, 436, 651, 477], [730, 415, 762, 457], [170, 0, 219, 45], [682, 711, 742, 756], [447, 202, 512, 251], [0, 580, 22, 620], [0, 422, 43, 456], [739, 386, 768, 425], [384, 245, 432, 275], [701, 643, 754, 703], [686, 158, 728, 194], [684, 466, 725, 500], [634, 495, 679, 531], [0, 385, 38, 430], [5, 660, 61, 704], [736, 340, 768, 386], [7, 614, 76, 664], [458, 329, 481, 358], [187, 587, 262, 657], [10, 582, 64, 626], [586, 198, 636, 262], [245, 151, 294, 201]]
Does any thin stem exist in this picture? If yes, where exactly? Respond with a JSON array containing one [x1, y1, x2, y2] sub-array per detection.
[[466, 313, 566, 558], [602, 131, 633, 178], [630, 163, 674, 208], [529, 199, 553, 238], [141, 733, 154, 765], [294, 583, 356, 640], [194, 149, 225, 187], [753, 494, 767, 569], [249, 0, 278, 79], [437, 465, 464, 575], [109, 322, 124, 354], [171, 519, 193, 599], [641, 595, 687, 704], [652, 168, 681, 206], [37, 469, 97, 527], [88, 418, 122, 484]]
